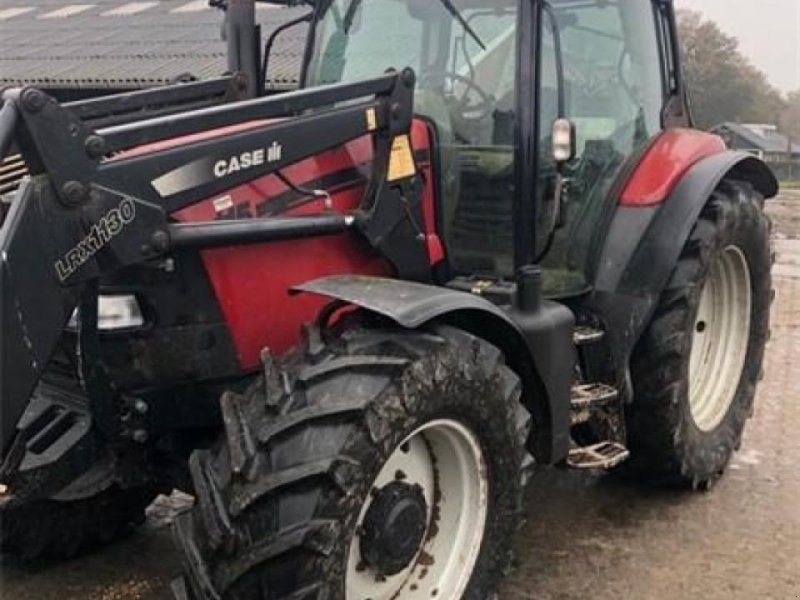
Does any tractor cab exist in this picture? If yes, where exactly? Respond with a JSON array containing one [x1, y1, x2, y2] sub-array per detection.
[[292, 0, 677, 297]]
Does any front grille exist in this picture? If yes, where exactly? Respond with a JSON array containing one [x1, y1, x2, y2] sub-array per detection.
[[1, 153, 28, 196]]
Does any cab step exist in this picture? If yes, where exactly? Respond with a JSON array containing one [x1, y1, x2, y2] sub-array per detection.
[[570, 383, 619, 425], [573, 325, 605, 346], [567, 442, 630, 470]]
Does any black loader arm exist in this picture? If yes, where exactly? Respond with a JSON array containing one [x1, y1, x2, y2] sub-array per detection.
[[0, 69, 423, 455], [0, 90, 169, 454]]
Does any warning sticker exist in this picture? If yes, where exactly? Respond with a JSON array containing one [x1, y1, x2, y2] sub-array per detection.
[[387, 135, 416, 182], [213, 195, 234, 213]]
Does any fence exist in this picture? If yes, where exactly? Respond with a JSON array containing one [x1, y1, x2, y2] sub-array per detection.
[[766, 160, 800, 183]]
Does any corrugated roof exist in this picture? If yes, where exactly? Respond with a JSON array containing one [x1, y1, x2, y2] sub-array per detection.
[[0, 0, 307, 90]]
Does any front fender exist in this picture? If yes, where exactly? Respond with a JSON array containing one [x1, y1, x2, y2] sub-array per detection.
[[294, 275, 574, 465]]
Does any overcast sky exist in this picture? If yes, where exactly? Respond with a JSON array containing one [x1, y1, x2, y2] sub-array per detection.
[[675, 0, 800, 94]]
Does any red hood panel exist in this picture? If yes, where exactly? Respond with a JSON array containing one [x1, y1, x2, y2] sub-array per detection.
[[162, 119, 440, 369]]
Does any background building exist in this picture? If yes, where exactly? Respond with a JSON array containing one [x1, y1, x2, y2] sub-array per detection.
[[712, 122, 800, 182], [0, 0, 306, 100]]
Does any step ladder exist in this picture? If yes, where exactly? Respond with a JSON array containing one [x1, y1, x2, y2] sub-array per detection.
[[568, 381, 629, 470], [573, 324, 605, 346], [570, 382, 618, 425], [567, 441, 630, 470], [568, 323, 630, 470]]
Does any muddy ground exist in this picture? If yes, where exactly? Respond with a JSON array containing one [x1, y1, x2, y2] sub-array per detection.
[[2, 192, 799, 600]]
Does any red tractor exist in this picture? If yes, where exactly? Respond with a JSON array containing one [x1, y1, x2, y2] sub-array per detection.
[[0, 0, 775, 598]]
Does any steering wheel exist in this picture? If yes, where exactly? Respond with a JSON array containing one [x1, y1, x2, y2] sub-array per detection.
[[420, 71, 495, 121]]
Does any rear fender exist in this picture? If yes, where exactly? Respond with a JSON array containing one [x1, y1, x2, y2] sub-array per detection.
[[589, 150, 777, 394], [294, 275, 574, 465]]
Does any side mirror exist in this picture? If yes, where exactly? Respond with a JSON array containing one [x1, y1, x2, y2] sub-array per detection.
[[551, 118, 576, 164]]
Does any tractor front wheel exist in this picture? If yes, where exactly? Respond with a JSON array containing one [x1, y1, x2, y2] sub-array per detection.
[[174, 323, 530, 599], [627, 179, 772, 488], [0, 485, 157, 561]]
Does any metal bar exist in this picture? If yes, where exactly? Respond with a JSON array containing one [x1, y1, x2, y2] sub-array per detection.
[[97, 73, 397, 153], [0, 101, 19, 161], [0, 158, 25, 175], [227, 0, 258, 98], [97, 98, 383, 210], [514, 0, 537, 270], [262, 12, 313, 88], [63, 77, 240, 125], [0, 167, 26, 180], [168, 214, 354, 249]]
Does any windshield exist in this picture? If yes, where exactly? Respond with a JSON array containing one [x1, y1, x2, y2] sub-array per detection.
[[306, 0, 518, 141], [307, 0, 521, 276]]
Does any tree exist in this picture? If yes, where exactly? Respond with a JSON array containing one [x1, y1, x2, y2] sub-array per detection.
[[780, 90, 800, 142], [677, 10, 787, 130]]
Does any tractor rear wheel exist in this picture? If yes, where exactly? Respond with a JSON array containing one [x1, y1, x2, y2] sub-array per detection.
[[174, 323, 530, 599], [627, 180, 771, 488]]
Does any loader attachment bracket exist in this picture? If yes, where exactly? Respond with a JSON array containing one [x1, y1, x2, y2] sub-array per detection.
[[0, 177, 168, 454], [1, 90, 169, 453]]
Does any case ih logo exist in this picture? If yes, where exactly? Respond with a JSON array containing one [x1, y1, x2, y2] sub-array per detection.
[[151, 141, 283, 197], [55, 199, 136, 282], [213, 142, 283, 178]]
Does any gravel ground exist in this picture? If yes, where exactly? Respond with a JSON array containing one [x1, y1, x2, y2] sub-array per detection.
[[1, 192, 799, 600]]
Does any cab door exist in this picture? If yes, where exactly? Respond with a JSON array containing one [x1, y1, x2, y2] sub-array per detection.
[[534, 0, 668, 296]]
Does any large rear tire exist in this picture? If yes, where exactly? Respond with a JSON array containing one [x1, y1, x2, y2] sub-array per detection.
[[626, 180, 772, 488], [174, 323, 531, 599]]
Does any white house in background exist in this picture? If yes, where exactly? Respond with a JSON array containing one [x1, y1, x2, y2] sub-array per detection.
[[711, 123, 800, 163]]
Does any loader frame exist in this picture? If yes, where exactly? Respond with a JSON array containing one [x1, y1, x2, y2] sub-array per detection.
[[0, 68, 428, 455]]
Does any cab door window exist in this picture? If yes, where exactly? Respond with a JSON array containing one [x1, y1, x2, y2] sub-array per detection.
[[307, 0, 522, 277], [537, 0, 665, 294]]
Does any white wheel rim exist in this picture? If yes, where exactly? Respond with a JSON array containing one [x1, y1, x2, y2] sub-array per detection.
[[688, 245, 752, 432], [346, 419, 488, 600]]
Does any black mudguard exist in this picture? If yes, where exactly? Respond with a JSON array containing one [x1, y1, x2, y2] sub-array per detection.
[[588, 151, 778, 395], [294, 275, 575, 464]]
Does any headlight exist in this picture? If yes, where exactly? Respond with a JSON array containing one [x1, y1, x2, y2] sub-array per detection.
[[67, 295, 145, 331]]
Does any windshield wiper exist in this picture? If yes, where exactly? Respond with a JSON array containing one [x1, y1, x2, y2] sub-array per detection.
[[342, 0, 484, 50], [343, 0, 362, 33], [437, 0, 486, 50]]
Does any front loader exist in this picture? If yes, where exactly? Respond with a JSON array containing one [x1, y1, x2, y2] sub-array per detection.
[[0, 0, 777, 598]]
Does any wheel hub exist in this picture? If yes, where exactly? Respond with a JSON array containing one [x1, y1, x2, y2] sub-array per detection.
[[346, 420, 488, 600], [359, 481, 428, 576]]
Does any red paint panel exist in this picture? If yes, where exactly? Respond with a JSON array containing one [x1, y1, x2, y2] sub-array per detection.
[[169, 118, 440, 369], [410, 122, 437, 233], [620, 128, 726, 207], [197, 233, 389, 368], [409, 121, 445, 267]]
